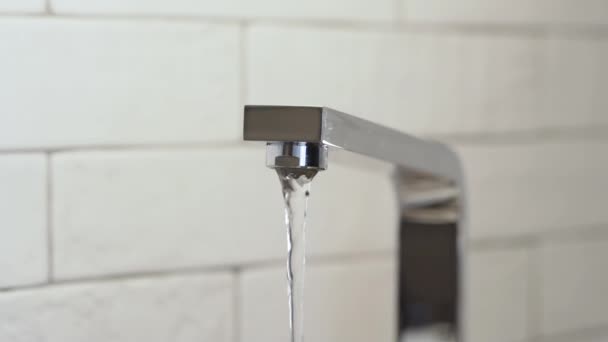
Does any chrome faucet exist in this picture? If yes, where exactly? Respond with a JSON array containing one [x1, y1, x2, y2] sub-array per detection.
[[244, 105, 465, 342]]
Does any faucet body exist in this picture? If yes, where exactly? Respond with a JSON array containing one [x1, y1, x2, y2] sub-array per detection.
[[244, 105, 465, 342]]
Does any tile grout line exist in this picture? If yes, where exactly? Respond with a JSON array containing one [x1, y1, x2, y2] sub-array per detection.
[[45, 153, 54, 283], [526, 243, 542, 341], [238, 20, 248, 119], [469, 222, 608, 251], [44, 0, 54, 15], [0, 250, 395, 293], [533, 323, 608, 342], [1, 12, 608, 38], [0, 124, 607, 156], [0, 140, 247, 155], [436, 124, 608, 146], [233, 268, 242, 342], [393, 0, 404, 24]]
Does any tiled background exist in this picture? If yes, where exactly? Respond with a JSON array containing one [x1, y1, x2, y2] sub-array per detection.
[[0, 0, 607, 341]]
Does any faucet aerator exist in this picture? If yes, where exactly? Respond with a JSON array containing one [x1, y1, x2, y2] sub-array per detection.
[[266, 142, 328, 180]]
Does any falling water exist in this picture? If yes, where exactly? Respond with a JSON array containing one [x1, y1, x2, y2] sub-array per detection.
[[277, 169, 314, 342]]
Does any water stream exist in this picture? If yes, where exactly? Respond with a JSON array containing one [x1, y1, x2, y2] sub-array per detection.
[[277, 169, 314, 342]]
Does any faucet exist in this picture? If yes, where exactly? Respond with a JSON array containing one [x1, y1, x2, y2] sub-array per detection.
[[244, 105, 465, 342]]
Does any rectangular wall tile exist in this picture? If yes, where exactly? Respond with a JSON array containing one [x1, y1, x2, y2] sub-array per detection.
[[566, 335, 608, 342], [0, 154, 47, 288], [545, 331, 608, 342], [540, 38, 608, 129], [52, 0, 394, 21], [0, 0, 43, 12], [540, 237, 608, 336], [240, 258, 396, 342], [479, 37, 545, 133], [595, 41, 608, 121], [0, 272, 234, 341], [52, 148, 397, 279], [403, 0, 608, 26], [0, 18, 239, 149], [464, 248, 530, 342], [458, 141, 608, 239], [246, 26, 608, 136], [576, 337, 608, 342]]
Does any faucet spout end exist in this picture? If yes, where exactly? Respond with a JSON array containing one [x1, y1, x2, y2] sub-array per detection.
[[266, 142, 327, 180]]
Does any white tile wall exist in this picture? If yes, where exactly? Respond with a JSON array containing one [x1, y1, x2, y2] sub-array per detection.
[[246, 26, 608, 136], [595, 41, 608, 121], [478, 37, 544, 133], [52, 0, 394, 21], [464, 248, 530, 342], [247, 26, 487, 135], [458, 141, 608, 239], [0, 154, 47, 288], [559, 335, 608, 342], [0, 272, 234, 342], [540, 237, 608, 336], [541, 38, 608, 129], [576, 337, 608, 342], [52, 148, 396, 279], [402, 0, 608, 26], [307, 153, 398, 257], [0, 18, 240, 150], [0, 0, 44, 13], [0, 0, 606, 340], [240, 258, 396, 342], [546, 330, 608, 342]]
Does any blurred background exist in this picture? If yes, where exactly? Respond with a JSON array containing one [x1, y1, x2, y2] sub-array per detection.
[[0, 0, 607, 341]]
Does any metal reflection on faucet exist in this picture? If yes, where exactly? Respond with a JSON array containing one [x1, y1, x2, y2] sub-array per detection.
[[244, 105, 465, 342]]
